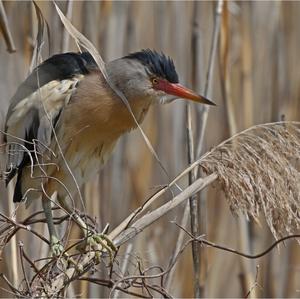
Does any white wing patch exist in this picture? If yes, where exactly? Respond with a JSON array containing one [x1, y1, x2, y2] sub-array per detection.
[[7, 76, 83, 128], [5, 75, 83, 171]]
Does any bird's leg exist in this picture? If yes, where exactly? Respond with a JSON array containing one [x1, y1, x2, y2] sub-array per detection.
[[57, 196, 116, 259], [42, 197, 64, 256], [42, 197, 85, 273], [56, 196, 91, 237]]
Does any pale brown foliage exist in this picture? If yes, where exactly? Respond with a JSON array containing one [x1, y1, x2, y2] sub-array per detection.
[[201, 122, 300, 238]]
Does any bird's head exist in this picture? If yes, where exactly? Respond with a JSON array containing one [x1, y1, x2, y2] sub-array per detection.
[[107, 49, 215, 106]]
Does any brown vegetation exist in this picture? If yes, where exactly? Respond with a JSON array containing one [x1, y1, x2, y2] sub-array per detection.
[[0, 1, 299, 298]]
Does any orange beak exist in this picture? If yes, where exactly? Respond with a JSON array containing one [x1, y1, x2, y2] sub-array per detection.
[[156, 80, 216, 106]]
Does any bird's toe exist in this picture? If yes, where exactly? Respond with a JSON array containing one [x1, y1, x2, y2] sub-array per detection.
[[83, 233, 116, 260], [50, 236, 64, 257]]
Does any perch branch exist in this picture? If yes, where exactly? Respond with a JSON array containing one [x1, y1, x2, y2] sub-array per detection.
[[30, 173, 217, 297], [112, 173, 217, 247]]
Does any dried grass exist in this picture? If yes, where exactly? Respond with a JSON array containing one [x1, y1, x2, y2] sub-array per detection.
[[1, 2, 300, 297], [201, 121, 300, 238]]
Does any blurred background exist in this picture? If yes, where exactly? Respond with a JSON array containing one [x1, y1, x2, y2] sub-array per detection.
[[0, 1, 299, 297]]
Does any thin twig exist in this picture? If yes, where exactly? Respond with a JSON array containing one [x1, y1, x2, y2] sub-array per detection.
[[184, 1, 205, 296], [112, 173, 217, 247], [112, 242, 133, 299], [185, 2, 224, 297], [110, 232, 300, 298], [22, 249, 44, 283], [18, 242, 31, 296], [27, 173, 216, 297], [244, 265, 262, 298], [175, 224, 300, 260], [79, 277, 149, 298], [1, 187, 298, 297], [0, 274, 22, 296], [186, 102, 202, 297], [164, 202, 190, 290]]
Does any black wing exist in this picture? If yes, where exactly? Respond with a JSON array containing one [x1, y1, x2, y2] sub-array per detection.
[[4, 52, 97, 200]]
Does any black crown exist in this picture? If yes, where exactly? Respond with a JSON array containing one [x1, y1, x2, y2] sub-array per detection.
[[125, 49, 179, 84]]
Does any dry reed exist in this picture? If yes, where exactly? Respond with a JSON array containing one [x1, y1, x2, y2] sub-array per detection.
[[0, 1, 300, 297], [201, 122, 300, 238]]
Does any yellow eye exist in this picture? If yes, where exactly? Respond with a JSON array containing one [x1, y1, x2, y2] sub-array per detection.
[[152, 78, 159, 85]]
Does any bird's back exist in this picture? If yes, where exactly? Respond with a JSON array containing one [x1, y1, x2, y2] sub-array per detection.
[[4, 52, 98, 202], [5, 52, 97, 126]]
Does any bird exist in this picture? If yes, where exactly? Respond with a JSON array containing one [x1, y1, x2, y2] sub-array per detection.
[[4, 49, 215, 255]]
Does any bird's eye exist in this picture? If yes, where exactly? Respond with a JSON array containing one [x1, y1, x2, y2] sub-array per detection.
[[152, 78, 159, 85]]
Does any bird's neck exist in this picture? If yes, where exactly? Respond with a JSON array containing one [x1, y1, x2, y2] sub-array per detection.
[[111, 95, 152, 133], [64, 71, 153, 141]]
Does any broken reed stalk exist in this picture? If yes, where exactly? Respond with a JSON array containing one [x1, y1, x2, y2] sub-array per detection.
[[165, 1, 208, 292], [186, 102, 201, 297], [166, 1, 223, 296], [184, 1, 203, 296], [180, 1, 224, 297]]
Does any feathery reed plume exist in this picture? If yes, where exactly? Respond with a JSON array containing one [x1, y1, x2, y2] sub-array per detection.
[[200, 121, 300, 238]]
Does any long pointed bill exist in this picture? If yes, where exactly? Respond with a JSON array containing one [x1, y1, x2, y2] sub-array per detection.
[[159, 81, 216, 105]]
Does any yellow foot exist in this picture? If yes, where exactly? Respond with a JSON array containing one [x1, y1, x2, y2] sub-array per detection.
[[50, 236, 64, 257], [50, 236, 83, 272], [82, 233, 117, 261]]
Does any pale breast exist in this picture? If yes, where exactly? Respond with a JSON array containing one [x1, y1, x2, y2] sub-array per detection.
[[46, 71, 152, 198]]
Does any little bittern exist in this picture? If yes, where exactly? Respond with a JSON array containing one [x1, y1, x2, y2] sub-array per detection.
[[4, 49, 215, 254]]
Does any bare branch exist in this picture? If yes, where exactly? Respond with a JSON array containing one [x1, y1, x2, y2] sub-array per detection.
[[112, 173, 218, 247]]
